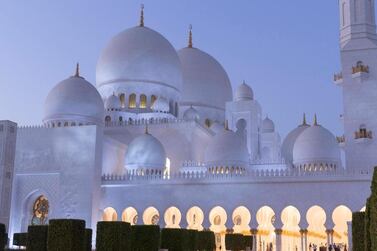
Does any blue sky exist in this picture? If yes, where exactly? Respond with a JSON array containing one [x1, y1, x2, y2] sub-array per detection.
[[0, 0, 350, 138]]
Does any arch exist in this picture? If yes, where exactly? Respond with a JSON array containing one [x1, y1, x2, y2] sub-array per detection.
[[175, 102, 178, 117], [150, 95, 157, 107], [139, 94, 147, 108], [143, 207, 160, 225], [209, 206, 227, 233], [306, 205, 327, 247], [232, 206, 251, 234], [332, 205, 352, 246], [119, 93, 125, 108], [280, 206, 301, 250], [129, 93, 136, 108], [186, 206, 204, 231], [164, 206, 182, 228], [122, 207, 138, 225], [103, 207, 118, 221], [205, 119, 211, 128], [256, 206, 276, 249], [236, 119, 247, 131]]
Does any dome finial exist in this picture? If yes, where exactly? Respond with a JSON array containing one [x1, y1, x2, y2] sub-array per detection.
[[188, 24, 193, 48], [313, 113, 318, 126], [302, 113, 307, 126], [74, 63, 80, 77], [145, 123, 149, 134], [139, 4, 145, 27]]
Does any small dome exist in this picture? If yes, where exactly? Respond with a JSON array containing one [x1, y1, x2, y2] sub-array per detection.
[[235, 81, 254, 101], [44, 69, 104, 126], [105, 93, 121, 110], [262, 117, 275, 133], [125, 132, 166, 171], [178, 47, 232, 120], [205, 128, 249, 168], [293, 125, 341, 169], [151, 97, 169, 112], [183, 106, 200, 121]]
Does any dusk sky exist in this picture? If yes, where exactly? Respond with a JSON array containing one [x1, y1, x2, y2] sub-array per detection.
[[0, 0, 353, 138]]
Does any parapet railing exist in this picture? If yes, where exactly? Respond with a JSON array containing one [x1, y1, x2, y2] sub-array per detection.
[[102, 168, 372, 184]]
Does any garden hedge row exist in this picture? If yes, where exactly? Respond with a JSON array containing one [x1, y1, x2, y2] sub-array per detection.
[[47, 219, 85, 251], [131, 225, 160, 251], [161, 228, 190, 251], [12, 233, 27, 247], [0, 223, 6, 251], [197, 230, 216, 251], [27, 225, 48, 251], [225, 233, 244, 251], [96, 221, 131, 251], [84, 228, 92, 251]]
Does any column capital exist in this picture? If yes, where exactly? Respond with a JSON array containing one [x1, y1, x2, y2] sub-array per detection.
[[299, 228, 308, 234], [275, 228, 283, 235], [250, 228, 258, 235], [226, 228, 234, 234], [326, 229, 334, 234]]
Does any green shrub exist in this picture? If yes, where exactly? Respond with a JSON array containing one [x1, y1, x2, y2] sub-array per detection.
[[47, 219, 85, 251], [12, 233, 27, 247], [96, 221, 131, 251], [225, 233, 244, 251], [131, 225, 160, 251], [83, 228, 92, 251], [0, 224, 6, 251], [161, 228, 190, 251], [27, 225, 48, 251], [352, 212, 365, 251], [243, 235, 253, 249], [187, 229, 198, 251], [197, 230, 215, 251]]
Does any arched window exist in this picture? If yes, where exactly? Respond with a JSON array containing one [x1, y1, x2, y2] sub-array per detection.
[[151, 95, 157, 107], [140, 94, 147, 108], [175, 102, 178, 117], [129, 94, 136, 108], [119, 116, 123, 122], [105, 116, 111, 122], [31, 195, 49, 225], [169, 100, 174, 114], [205, 119, 211, 128], [119, 93, 125, 108]]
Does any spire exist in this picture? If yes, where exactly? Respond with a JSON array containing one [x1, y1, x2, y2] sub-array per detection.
[[74, 63, 80, 77], [145, 123, 149, 134], [302, 113, 307, 126], [188, 24, 193, 48], [313, 114, 318, 126], [139, 4, 144, 27]]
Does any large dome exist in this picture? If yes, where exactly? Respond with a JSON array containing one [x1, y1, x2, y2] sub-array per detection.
[[96, 26, 182, 103], [293, 125, 341, 170], [125, 132, 166, 171], [178, 47, 232, 121], [281, 124, 309, 165], [205, 128, 249, 168], [44, 70, 104, 126]]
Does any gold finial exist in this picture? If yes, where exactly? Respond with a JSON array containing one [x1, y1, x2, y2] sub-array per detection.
[[74, 63, 80, 77], [188, 24, 193, 48], [145, 123, 149, 134], [140, 4, 144, 27], [314, 113, 318, 126], [225, 120, 229, 130], [302, 113, 307, 126]]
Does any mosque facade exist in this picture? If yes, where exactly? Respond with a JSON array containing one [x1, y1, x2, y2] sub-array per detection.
[[1, 0, 377, 250]]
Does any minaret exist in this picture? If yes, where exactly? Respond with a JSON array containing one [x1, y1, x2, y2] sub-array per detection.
[[339, 0, 377, 48], [336, 0, 377, 170]]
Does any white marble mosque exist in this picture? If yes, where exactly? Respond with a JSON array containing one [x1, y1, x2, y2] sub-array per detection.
[[1, 0, 377, 250]]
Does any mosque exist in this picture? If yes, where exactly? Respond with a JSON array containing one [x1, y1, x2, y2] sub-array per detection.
[[0, 0, 377, 250]]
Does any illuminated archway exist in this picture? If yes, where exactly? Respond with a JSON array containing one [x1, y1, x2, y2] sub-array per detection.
[[306, 205, 327, 248], [332, 205, 352, 246], [209, 206, 227, 250], [103, 207, 118, 221], [31, 195, 49, 225], [232, 206, 251, 234], [256, 206, 276, 250], [186, 206, 204, 230], [122, 207, 138, 225], [281, 206, 301, 251], [164, 206, 182, 228], [143, 207, 160, 225]]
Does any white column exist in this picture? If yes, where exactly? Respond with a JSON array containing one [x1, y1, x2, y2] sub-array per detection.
[[326, 229, 334, 247], [275, 229, 283, 251], [303, 230, 308, 251], [251, 229, 258, 251]]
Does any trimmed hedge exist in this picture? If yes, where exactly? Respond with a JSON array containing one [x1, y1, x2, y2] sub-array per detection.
[[187, 229, 198, 251], [83, 228, 92, 251], [47, 219, 85, 251], [27, 225, 48, 251], [12, 233, 27, 247], [225, 233, 244, 251], [131, 225, 160, 251], [243, 235, 253, 249], [197, 230, 216, 251], [161, 228, 189, 251], [0, 224, 5, 251], [352, 212, 365, 251], [96, 221, 131, 251]]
